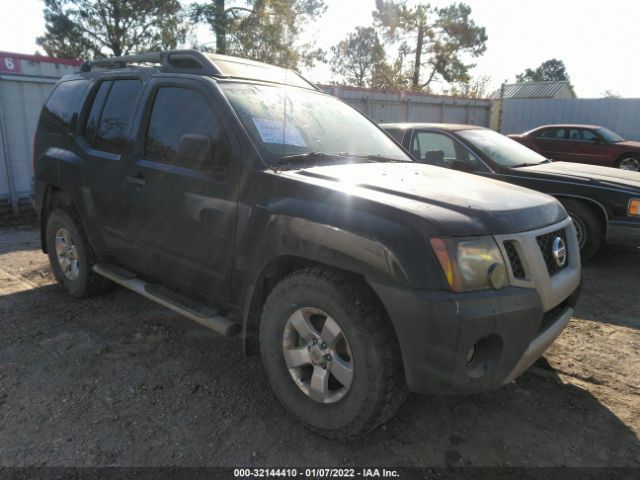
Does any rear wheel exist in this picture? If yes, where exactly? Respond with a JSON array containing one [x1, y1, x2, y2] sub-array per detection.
[[46, 208, 110, 297], [618, 154, 640, 171], [259, 267, 406, 438], [559, 199, 603, 262]]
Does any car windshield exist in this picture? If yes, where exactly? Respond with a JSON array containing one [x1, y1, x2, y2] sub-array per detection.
[[458, 128, 548, 168], [597, 127, 625, 143], [219, 82, 411, 166]]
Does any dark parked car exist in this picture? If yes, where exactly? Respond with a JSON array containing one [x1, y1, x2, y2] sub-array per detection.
[[32, 51, 581, 438], [507, 124, 640, 171], [381, 123, 640, 260]]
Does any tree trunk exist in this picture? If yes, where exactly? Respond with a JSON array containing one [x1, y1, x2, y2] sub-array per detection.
[[215, 0, 226, 54], [412, 24, 424, 90]]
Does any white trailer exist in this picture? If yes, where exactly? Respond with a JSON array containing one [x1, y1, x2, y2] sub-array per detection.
[[0, 52, 80, 214]]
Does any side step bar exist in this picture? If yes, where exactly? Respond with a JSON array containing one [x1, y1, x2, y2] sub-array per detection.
[[93, 264, 240, 337]]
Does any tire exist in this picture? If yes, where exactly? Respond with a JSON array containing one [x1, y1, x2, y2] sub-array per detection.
[[559, 199, 603, 262], [259, 267, 407, 438], [46, 208, 110, 298], [617, 154, 640, 171]]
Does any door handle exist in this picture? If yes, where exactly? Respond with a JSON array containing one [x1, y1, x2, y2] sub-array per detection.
[[125, 174, 146, 186]]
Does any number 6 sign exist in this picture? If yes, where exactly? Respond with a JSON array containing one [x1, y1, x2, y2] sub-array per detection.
[[0, 55, 22, 73]]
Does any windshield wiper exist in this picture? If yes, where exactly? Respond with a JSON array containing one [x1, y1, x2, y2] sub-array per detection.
[[510, 160, 550, 168], [343, 153, 411, 163]]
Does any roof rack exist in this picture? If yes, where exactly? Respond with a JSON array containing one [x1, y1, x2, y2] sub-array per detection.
[[80, 50, 219, 75], [79, 49, 320, 91]]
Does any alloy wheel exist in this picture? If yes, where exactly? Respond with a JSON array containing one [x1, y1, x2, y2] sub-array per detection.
[[619, 157, 640, 171], [282, 307, 354, 404], [54, 227, 80, 281]]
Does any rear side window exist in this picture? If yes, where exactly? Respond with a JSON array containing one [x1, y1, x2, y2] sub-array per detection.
[[145, 87, 223, 166], [537, 128, 565, 139], [82, 79, 143, 154], [82, 82, 111, 143], [40, 79, 89, 134]]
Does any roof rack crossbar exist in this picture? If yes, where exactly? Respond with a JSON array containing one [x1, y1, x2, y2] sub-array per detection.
[[79, 50, 219, 75], [76, 49, 319, 91]]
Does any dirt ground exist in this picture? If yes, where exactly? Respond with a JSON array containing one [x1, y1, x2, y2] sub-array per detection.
[[0, 225, 638, 467]]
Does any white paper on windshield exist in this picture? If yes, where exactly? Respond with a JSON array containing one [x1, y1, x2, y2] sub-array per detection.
[[252, 117, 306, 147]]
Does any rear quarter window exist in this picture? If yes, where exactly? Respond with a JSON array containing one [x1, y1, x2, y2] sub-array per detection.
[[80, 79, 143, 154], [39, 79, 90, 134]]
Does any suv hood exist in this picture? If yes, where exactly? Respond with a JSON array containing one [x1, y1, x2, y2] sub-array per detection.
[[521, 161, 640, 191], [285, 162, 566, 236]]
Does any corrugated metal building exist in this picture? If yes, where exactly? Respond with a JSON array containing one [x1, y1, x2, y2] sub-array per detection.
[[0, 52, 81, 213], [493, 81, 576, 100], [490, 80, 576, 130]]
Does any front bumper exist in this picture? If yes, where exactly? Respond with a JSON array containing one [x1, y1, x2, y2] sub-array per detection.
[[606, 219, 640, 247], [370, 281, 581, 395]]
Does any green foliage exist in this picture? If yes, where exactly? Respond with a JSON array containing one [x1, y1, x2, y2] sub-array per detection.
[[516, 59, 571, 83], [374, 0, 487, 91], [330, 27, 386, 87], [449, 74, 491, 98], [37, 0, 186, 59], [192, 0, 327, 69], [370, 53, 411, 90]]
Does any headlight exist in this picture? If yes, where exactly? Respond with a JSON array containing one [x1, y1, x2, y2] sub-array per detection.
[[628, 198, 640, 217], [430, 236, 509, 292]]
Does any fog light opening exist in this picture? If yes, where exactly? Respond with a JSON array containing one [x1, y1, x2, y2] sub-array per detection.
[[465, 334, 503, 379]]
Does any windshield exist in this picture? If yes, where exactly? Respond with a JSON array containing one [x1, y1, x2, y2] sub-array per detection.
[[219, 82, 411, 166], [458, 129, 548, 168], [597, 127, 625, 143]]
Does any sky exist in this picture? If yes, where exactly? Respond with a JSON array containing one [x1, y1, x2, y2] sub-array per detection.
[[0, 0, 638, 98]]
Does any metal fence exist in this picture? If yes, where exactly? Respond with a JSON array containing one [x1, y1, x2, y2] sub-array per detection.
[[500, 98, 640, 140], [319, 85, 493, 127]]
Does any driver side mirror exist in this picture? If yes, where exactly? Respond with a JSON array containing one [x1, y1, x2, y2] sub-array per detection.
[[179, 133, 230, 169]]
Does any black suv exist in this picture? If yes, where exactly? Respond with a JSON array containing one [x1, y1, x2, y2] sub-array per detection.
[[32, 50, 581, 438]]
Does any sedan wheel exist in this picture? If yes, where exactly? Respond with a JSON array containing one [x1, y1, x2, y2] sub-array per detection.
[[570, 215, 587, 250], [619, 156, 640, 171]]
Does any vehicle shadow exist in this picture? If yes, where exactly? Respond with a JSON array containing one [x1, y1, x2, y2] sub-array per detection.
[[1, 284, 638, 467], [577, 244, 640, 330]]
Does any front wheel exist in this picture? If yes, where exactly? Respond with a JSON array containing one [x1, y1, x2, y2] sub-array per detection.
[[559, 199, 603, 262], [259, 267, 406, 438], [618, 155, 640, 171]]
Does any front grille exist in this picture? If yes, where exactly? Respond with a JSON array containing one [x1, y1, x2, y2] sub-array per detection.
[[503, 240, 525, 279], [536, 228, 569, 276]]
